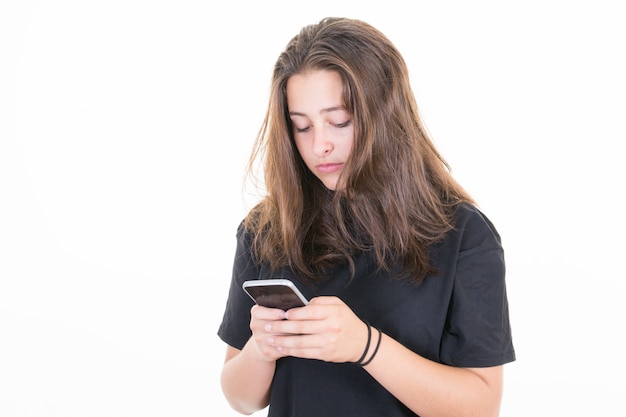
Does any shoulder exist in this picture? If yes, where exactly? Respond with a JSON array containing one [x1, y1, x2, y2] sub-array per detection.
[[233, 219, 257, 265], [453, 202, 498, 231], [430, 203, 503, 270], [452, 203, 502, 251]]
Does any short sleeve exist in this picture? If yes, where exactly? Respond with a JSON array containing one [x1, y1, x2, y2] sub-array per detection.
[[440, 207, 516, 367], [217, 222, 259, 350]]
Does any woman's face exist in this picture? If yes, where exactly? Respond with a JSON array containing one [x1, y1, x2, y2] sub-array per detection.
[[287, 70, 354, 191]]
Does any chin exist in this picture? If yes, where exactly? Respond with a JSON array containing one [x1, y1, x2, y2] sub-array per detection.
[[323, 180, 343, 191], [317, 174, 343, 191]]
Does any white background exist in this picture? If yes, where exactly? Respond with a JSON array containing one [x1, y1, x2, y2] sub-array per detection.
[[1, 1, 625, 416]]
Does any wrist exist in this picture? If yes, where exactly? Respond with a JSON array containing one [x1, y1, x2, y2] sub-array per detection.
[[354, 321, 372, 364], [354, 322, 382, 366], [359, 327, 382, 366]]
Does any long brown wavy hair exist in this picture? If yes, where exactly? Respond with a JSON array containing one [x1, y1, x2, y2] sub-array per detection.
[[244, 17, 474, 283]]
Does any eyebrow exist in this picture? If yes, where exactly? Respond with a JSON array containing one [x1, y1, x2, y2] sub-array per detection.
[[289, 106, 346, 117]]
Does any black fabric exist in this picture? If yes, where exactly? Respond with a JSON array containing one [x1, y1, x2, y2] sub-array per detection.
[[217, 203, 515, 417]]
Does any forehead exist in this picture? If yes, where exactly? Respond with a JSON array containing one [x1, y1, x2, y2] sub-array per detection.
[[286, 70, 344, 112]]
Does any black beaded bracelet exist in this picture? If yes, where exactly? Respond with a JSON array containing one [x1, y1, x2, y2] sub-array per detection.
[[355, 322, 372, 365], [359, 327, 382, 367]]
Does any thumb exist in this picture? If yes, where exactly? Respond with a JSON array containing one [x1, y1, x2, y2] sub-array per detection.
[[309, 295, 342, 305]]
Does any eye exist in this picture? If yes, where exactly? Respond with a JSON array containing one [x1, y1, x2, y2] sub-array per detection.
[[294, 125, 311, 133], [334, 120, 352, 128]]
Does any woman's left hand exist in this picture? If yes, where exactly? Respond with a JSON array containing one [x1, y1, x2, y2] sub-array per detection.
[[264, 296, 369, 363]]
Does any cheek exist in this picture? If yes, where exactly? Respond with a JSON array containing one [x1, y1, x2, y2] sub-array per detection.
[[340, 132, 355, 156], [344, 139, 354, 155], [294, 139, 308, 161], [294, 139, 312, 165]]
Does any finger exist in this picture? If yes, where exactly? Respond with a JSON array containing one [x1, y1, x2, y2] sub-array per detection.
[[270, 332, 354, 362], [270, 333, 327, 354], [251, 304, 287, 320], [266, 316, 328, 335], [284, 297, 343, 320], [253, 333, 288, 361]]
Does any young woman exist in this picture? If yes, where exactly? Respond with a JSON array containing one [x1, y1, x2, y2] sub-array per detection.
[[218, 17, 515, 417]]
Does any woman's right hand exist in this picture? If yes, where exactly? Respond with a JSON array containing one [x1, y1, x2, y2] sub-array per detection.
[[249, 304, 291, 362]]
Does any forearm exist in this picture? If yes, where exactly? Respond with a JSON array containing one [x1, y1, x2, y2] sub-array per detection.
[[363, 333, 503, 417], [220, 339, 276, 415]]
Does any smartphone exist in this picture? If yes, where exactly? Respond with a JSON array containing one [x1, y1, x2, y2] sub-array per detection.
[[242, 279, 309, 310]]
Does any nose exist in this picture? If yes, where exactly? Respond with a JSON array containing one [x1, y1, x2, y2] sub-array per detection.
[[312, 128, 333, 157]]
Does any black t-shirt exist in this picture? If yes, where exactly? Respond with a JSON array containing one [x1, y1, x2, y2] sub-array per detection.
[[218, 203, 515, 417]]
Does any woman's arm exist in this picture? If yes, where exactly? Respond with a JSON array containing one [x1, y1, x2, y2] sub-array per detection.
[[220, 305, 288, 415], [362, 332, 503, 417], [269, 296, 504, 417], [220, 343, 274, 415]]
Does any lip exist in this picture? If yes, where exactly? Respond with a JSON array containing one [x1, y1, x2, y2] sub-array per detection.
[[316, 163, 343, 173]]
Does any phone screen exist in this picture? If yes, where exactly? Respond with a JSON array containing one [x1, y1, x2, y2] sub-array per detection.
[[243, 280, 309, 310]]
